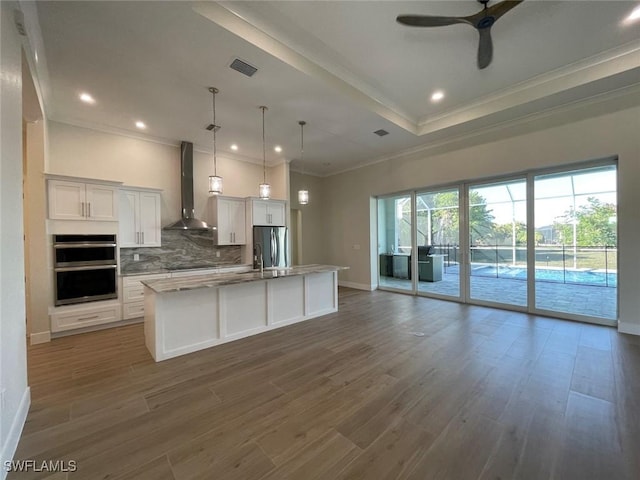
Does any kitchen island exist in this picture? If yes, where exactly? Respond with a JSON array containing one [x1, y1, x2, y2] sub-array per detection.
[[142, 264, 347, 361]]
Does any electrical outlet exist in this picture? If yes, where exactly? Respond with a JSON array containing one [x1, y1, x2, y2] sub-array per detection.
[[353, 244, 361, 250], [216, 250, 220, 258], [133, 253, 140, 261]]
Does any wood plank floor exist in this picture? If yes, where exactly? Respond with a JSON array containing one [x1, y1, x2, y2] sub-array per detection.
[[11, 288, 640, 480]]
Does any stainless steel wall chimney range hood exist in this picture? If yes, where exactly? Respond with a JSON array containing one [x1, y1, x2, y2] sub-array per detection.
[[164, 142, 212, 230]]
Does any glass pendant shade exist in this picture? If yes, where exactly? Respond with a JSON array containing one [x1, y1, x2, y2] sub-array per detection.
[[208, 87, 223, 196], [297, 121, 309, 205], [208, 175, 223, 195], [259, 106, 270, 199], [259, 182, 271, 200]]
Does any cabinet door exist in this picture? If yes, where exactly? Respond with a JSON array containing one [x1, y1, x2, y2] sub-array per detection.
[[48, 180, 86, 220], [268, 202, 286, 226], [119, 190, 139, 247], [229, 199, 246, 244], [86, 184, 118, 221], [139, 192, 162, 246], [251, 200, 269, 226], [216, 199, 234, 245]]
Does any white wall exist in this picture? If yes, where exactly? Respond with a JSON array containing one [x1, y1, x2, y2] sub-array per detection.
[[1, 2, 30, 476], [46, 121, 288, 226], [322, 98, 640, 333], [289, 171, 326, 265]]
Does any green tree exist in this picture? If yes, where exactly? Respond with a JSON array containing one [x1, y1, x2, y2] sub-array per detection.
[[554, 197, 617, 246]]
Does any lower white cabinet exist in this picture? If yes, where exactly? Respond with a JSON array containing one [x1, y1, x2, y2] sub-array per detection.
[[121, 273, 170, 319], [50, 301, 121, 333]]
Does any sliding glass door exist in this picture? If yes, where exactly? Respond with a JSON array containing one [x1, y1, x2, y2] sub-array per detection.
[[377, 194, 413, 293], [534, 165, 617, 320], [375, 160, 617, 326], [415, 188, 460, 298], [468, 179, 527, 307]]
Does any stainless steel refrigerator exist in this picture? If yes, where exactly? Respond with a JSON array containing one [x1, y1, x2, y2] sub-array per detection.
[[253, 226, 288, 269]]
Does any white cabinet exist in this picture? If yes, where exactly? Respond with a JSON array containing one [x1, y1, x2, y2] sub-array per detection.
[[249, 199, 286, 226], [121, 273, 170, 320], [48, 179, 119, 221], [50, 301, 121, 333], [209, 196, 246, 245], [119, 188, 162, 247]]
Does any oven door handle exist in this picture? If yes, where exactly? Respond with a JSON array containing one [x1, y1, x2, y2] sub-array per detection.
[[54, 243, 117, 248], [54, 265, 117, 272]]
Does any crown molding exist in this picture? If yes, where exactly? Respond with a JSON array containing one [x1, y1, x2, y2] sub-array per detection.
[[417, 40, 640, 136], [325, 82, 640, 178], [49, 118, 287, 168]]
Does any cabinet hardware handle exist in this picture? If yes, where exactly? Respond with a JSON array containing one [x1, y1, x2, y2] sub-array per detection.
[[78, 315, 100, 321], [88, 203, 91, 217], [81, 202, 85, 217]]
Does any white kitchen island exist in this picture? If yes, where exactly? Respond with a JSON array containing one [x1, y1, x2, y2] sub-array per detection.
[[142, 265, 347, 361]]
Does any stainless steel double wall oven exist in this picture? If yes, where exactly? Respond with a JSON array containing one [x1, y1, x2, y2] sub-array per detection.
[[53, 234, 118, 306]]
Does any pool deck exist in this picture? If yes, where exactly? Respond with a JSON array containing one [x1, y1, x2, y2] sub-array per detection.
[[379, 268, 617, 320]]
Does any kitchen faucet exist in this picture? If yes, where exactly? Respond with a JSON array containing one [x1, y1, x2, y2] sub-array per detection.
[[254, 244, 264, 274]]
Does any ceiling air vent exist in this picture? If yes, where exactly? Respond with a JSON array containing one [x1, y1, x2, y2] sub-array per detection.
[[230, 58, 258, 77], [374, 129, 389, 137]]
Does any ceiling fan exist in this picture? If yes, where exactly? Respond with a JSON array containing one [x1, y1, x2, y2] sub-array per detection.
[[396, 0, 524, 70]]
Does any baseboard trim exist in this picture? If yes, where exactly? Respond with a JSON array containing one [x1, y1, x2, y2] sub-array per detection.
[[618, 321, 640, 336], [30, 331, 51, 345], [1, 387, 31, 480], [338, 281, 375, 291]]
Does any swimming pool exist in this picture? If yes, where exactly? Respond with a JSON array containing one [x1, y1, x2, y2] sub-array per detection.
[[470, 265, 617, 287]]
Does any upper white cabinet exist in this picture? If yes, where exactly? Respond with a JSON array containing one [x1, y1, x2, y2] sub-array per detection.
[[48, 178, 119, 221], [119, 188, 162, 247], [249, 199, 286, 226], [209, 196, 246, 245]]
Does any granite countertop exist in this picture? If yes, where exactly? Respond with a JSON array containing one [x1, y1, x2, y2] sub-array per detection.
[[120, 263, 248, 276], [142, 264, 348, 293]]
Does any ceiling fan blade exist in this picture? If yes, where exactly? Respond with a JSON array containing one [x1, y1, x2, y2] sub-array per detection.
[[396, 15, 471, 28], [477, 26, 493, 69]]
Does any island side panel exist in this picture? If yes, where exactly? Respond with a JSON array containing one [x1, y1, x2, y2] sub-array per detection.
[[305, 271, 338, 317], [221, 280, 268, 339], [144, 286, 158, 360], [268, 275, 305, 325], [149, 287, 220, 361]]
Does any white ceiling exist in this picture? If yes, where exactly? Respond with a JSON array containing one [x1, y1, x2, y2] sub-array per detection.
[[30, 1, 640, 175]]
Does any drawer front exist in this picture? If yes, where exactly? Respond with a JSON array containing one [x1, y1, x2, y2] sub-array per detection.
[[124, 285, 144, 302], [51, 305, 120, 332], [122, 301, 145, 320], [122, 273, 169, 301]]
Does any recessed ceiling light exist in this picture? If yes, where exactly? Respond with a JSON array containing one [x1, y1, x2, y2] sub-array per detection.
[[135, 121, 146, 129], [431, 90, 445, 102], [624, 5, 640, 23], [79, 92, 95, 104], [230, 144, 238, 151], [274, 146, 282, 153]]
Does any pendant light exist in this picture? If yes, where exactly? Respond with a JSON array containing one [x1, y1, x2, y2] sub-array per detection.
[[297, 121, 309, 205], [208, 87, 223, 195], [259, 106, 271, 199]]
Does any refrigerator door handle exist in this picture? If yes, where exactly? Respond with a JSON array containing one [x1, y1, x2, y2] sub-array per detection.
[[284, 228, 288, 267], [271, 230, 277, 266]]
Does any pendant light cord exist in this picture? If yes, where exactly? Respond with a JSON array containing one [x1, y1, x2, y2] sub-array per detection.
[[299, 121, 305, 176], [261, 106, 267, 183], [212, 89, 217, 175]]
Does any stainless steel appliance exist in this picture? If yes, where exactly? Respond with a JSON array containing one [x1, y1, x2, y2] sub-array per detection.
[[53, 234, 118, 306], [253, 226, 288, 269]]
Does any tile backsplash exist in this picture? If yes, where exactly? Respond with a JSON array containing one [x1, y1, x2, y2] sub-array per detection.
[[120, 230, 242, 274]]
